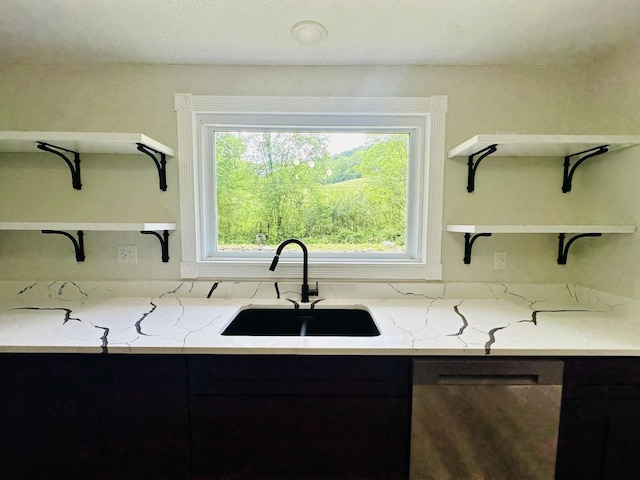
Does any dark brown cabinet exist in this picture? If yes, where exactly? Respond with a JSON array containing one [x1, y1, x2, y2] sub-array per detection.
[[0, 355, 190, 480], [297, 396, 409, 479], [2, 353, 638, 479], [0, 354, 410, 480], [84, 395, 190, 479], [190, 395, 299, 478], [0, 394, 93, 478], [555, 357, 640, 480], [188, 355, 411, 479], [190, 395, 408, 479]]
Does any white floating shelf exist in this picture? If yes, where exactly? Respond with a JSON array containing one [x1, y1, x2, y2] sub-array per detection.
[[0, 131, 174, 191], [0, 222, 176, 263], [447, 224, 636, 265], [0, 222, 176, 231], [448, 134, 640, 158], [0, 131, 174, 156], [448, 134, 640, 193], [447, 225, 636, 234]]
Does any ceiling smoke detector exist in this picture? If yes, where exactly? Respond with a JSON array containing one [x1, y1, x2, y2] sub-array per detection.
[[291, 20, 328, 46]]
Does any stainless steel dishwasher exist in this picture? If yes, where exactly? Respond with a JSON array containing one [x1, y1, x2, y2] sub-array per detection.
[[410, 359, 563, 480]]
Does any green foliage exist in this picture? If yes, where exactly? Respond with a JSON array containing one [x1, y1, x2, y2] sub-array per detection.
[[215, 134, 259, 243], [215, 132, 408, 251], [323, 149, 363, 184]]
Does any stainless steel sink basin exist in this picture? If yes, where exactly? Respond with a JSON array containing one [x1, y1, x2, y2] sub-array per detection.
[[222, 307, 380, 337]]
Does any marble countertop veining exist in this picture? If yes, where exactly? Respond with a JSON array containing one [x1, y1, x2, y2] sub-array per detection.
[[0, 281, 638, 355]]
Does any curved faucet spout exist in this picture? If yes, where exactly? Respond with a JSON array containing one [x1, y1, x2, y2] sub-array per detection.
[[269, 238, 318, 303]]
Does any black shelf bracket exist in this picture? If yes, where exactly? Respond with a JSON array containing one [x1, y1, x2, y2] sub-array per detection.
[[41, 230, 85, 262], [562, 145, 609, 193], [466, 144, 498, 193], [136, 143, 167, 191], [557, 232, 602, 264], [463, 232, 492, 264], [36, 142, 82, 190], [140, 230, 170, 262]]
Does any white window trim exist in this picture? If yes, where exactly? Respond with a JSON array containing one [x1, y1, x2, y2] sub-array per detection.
[[175, 94, 447, 281]]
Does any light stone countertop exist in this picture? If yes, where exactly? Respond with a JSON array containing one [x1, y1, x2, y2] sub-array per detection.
[[0, 281, 638, 356]]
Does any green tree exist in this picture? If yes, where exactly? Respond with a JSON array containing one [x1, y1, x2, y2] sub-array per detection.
[[243, 132, 329, 241], [356, 134, 408, 243], [215, 133, 259, 244]]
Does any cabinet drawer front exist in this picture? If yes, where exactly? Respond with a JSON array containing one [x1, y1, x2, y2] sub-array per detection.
[[563, 358, 640, 398], [0, 354, 187, 395], [188, 355, 411, 396]]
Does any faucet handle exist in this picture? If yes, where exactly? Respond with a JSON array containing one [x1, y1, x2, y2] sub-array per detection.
[[307, 281, 319, 298]]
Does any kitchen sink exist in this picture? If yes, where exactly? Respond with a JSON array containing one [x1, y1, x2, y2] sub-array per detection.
[[222, 307, 380, 337]]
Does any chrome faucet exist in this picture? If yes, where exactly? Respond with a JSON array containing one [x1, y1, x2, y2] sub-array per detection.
[[269, 238, 318, 303]]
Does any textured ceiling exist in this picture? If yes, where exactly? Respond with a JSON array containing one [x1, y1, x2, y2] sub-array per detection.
[[1, 0, 639, 66]]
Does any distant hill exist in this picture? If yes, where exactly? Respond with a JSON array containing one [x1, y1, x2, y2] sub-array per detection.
[[321, 177, 368, 189], [324, 147, 367, 184]]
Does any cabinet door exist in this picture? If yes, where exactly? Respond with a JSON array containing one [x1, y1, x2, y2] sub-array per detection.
[[190, 395, 299, 479], [78, 356, 190, 479], [557, 358, 640, 480], [0, 354, 190, 480], [85, 395, 191, 480], [187, 355, 412, 479], [0, 354, 92, 478], [556, 399, 640, 480], [620, 407, 640, 478], [190, 395, 409, 480], [298, 396, 409, 480], [0, 395, 93, 479]]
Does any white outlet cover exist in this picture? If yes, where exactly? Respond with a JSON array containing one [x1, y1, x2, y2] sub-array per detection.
[[117, 245, 138, 265], [493, 251, 507, 270]]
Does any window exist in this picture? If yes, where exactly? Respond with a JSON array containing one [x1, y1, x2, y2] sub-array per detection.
[[175, 94, 447, 280], [215, 131, 409, 255]]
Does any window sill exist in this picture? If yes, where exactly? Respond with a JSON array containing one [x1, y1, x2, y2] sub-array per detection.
[[180, 260, 442, 281]]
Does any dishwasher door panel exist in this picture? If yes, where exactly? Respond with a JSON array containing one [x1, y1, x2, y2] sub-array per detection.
[[410, 360, 563, 480]]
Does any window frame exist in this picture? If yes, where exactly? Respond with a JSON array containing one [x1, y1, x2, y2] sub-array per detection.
[[175, 94, 447, 281]]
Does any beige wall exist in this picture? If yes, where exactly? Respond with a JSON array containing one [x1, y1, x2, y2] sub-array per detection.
[[0, 60, 634, 297], [574, 39, 640, 299]]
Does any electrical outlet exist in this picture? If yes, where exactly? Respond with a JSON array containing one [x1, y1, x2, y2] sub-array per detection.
[[494, 251, 507, 270], [117, 245, 138, 265]]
